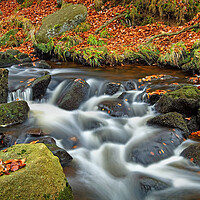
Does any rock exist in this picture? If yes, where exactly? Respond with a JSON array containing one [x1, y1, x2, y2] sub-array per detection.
[[180, 143, 200, 167], [186, 115, 199, 133], [36, 4, 87, 43], [133, 172, 171, 198], [16, 52, 29, 59], [124, 80, 136, 91], [0, 100, 29, 126], [6, 49, 20, 56], [0, 68, 8, 103], [0, 51, 19, 67], [127, 129, 184, 166], [98, 99, 133, 117], [0, 143, 73, 200], [147, 112, 189, 138], [34, 60, 51, 69], [58, 78, 90, 111], [32, 74, 51, 99], [46, 144, 73, 167], [155, 86, 200, 116], [0, 133, 13, 150], [105, 82, 121, 95], [25, 136, 56, 145]]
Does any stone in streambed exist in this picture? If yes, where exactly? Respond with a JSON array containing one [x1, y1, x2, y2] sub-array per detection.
[[105, 82, 121, 95], [98, 99, 133, 117], [155, 86, 200, 115], [0, 101, 29, 127], [32, 74, 51, 100], [36, 4, 87, 43], [147, 112, 189, 138], [127, 129, 184, 166], [0, 68, 8, 103], [58, 78, 90, 111], [0, 143, 73, 200], [180, 143, 200, 167], [0, 51, 19, 67]]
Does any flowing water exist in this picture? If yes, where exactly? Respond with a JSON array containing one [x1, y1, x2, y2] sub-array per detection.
[[7, 63, 200, 200]]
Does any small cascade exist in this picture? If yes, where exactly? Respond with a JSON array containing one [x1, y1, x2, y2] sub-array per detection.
[[8, 88, 32, 102]]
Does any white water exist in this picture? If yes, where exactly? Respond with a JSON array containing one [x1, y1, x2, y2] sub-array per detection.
[[8, 66, 200, 200]]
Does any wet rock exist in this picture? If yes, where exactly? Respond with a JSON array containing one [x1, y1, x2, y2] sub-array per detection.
[[24, 136, 56, 145], [124, 80, 136, 91], [32, 74, 51, 99], [98, 99, 133, 117], [155, 86, 200, 116], [127, 129, 184, 166], [186, 115, 199, 133], [34, 60, 51, 69], [147, 112, 189, 138], [25, 128, 47, 136], [133, 172, 171, 198], [0, 51, 20, 67], [0, 101, 29, 126], [0, 133, 13, 150], [46, 144, 73, 167], [180, 143, 200, 167], [58, 78, 90, 111], [0, 143, 73, 200], [105, 82, 121, 95], [36, 4, 87, 43], [0, 68, 8, 103]]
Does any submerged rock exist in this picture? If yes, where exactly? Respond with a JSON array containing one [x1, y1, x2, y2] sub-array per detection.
[[36, 4, 87, 43], [155, 86, 200, 115], [127, 129, 184, 166], [180, 143, 200, 167], [0, 143, 73, 200], [98, 99, 133, 117], [0, 101, 29, 126], [58, 78, 90, 111], [0, 68, 8, 103], [32, 74, 51, 99], [147, 112, 189, 138]]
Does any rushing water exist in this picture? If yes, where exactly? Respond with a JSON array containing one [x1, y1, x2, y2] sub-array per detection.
[[7, 63, 200, 200]]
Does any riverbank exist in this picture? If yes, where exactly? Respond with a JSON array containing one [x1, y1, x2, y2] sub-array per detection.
[[0, 0, 200, 72]]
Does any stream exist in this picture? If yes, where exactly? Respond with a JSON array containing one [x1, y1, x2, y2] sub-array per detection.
[[6, 63, 200, 200]]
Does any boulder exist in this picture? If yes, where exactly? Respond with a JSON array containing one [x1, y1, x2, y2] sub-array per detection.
[[124, 80, 136, 91], [127, 129, 184, 166], [0, 143, 73, 200], [98, 99, 133, 117], [36, 4, 87, 43], [34, 60, 51, 69], [0, 100, 29, 126], [147, 112, 189, 138], [32, 74, 51, 99], [155, 86, 200, 116], [58, 78, 90, 111], [0, 51, 20, 67], [0, 68, 8, 103], [180, 143, 200, 167], [105, 82, 121, 95]]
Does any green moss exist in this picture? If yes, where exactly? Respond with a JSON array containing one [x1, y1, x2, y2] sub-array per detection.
[[74, 22, 91, 33], [167, 86, 200, 99], [0, 143, 73, 200], [0, 29, 19, 47], [36, 38, 54, 54], [87, 34, 107, 46]]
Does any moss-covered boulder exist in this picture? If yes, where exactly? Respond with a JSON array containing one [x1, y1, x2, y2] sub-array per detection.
[[32, 74, 51, 100], [58, 78, 90, 111], [0, 100, 29, 126], [0, 68, 8, 103], [36, 4, 87, 43], [147, 112, 189, 138], [0, 143, 73, 200], [180, 143, 200, 167], [0, 51, 20, 67], [155, 86, 200, 116]]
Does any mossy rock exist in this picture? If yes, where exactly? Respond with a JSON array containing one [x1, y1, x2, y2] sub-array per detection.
[[0, 100, 29, 126], [0, 143, 73, 200], [0, 52, 20, 67], [0, 68, 8, 104], [36, 4, 87, 43], [155, 86, 200, 116], [6, 49, 20, 56], [147, 112, 189, 138], [31, 74, 51, 100]]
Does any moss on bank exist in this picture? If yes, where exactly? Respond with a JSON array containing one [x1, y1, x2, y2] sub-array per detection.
[[0, 143, 73, 200]]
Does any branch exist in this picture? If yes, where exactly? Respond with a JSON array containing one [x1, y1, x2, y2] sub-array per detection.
[[144, 23, 200, 44], [95, 13, 126, 34]]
